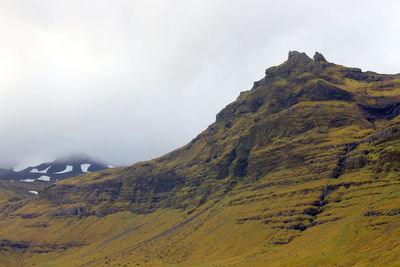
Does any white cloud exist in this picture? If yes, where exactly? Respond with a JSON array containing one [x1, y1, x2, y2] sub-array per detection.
[[0, 0, 399, 168]]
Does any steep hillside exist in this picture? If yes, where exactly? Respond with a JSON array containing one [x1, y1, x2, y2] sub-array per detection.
[[1, 51, 400, 266]]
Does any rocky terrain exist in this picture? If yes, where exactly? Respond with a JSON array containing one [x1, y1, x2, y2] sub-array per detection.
[[0, 155, 114, 205], [0, 51, 399, 266]]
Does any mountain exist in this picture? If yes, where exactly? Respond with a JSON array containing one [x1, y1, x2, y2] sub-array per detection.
[[0, 168, 18, 182], [0, 155, 114, 199], [0, 155, 113, 182], [16, 155, 113, 182], [0, 51, 400, 266]]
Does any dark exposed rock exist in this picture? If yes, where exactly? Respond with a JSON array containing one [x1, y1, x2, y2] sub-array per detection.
[[265, 70, 275, 80], [232, 135, 255, 178], [360, 102, 400, 121], [216, 149, 236, 179], [0, 239, 29, 249], [25, 223, 48, 228], [288, 51, 312, 62], [20, 213, 41, 219], [331, 143, 359, 178], [49, 206, 84, 217], [298, 80, 353, 102], [340, 68, 390, 82], [364, 209, 400, 217], [313, 52, 327, 62]]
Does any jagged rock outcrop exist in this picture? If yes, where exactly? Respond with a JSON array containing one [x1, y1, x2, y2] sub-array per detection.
[[313, 51, 327, 62]]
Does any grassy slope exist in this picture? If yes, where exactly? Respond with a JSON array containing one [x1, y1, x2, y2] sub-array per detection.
[[0, 52, 400, 266]]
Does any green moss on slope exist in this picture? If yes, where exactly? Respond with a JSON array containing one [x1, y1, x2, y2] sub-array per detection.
[[0, 51, 400, 266]]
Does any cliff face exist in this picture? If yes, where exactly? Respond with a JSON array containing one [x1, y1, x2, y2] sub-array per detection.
[[1, 51, 400, 266]]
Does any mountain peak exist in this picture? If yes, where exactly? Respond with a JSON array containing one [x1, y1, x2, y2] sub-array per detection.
[[261, 51, 317, 81], [54, 153, 92, 164], [287, 50, 312, 62], [287, 50, 327, 63], [313, 51, 327, 62]]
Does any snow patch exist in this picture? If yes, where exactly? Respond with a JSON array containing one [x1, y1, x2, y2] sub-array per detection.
[[29, 190, 38, 195], [20, 179, 35, 183], [53, 165, 73, 174], [30, 166, 51, 174], [108, 164, 114, 168], [37, 175, 51, 182], [81, 164, 91, 173]]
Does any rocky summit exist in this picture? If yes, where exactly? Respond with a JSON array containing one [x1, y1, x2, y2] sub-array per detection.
[[1, 51, 400, 266]]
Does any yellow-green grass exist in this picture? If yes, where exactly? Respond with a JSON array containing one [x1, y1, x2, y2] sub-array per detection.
[[0, 53, 400, 266]]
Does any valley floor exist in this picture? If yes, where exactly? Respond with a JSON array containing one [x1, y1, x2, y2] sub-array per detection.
[[0, 167, 399, 266]]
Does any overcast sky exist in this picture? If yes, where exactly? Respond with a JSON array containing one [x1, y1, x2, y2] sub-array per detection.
[[0, 0, 400, 169]]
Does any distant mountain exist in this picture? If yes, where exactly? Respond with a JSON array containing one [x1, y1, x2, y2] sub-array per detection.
[[0, 155, 114, 183], [0, 168, 19, 181]]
